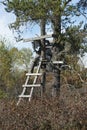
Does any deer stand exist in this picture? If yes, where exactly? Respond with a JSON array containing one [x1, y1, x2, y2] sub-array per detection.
[[17, 34, 64, 105], [17, 34, 53, 105]]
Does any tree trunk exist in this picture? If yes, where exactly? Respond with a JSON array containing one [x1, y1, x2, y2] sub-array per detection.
[[51, 12, 62, 97], [40, 19, 46, 94]]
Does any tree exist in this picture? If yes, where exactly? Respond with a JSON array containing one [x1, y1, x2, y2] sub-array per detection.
[[0, 40, 14, 97], [3, 0, 87, 57], [7, 47, 33, 97], [0, 39, 33, 98], [3, 0, 87, 96], [9, 47, 33, 71]]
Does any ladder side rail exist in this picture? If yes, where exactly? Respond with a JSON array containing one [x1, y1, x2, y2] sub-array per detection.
[[33, 57, 42, 84], [25, 57, 34, 84], [17, 98, 21, 106], [17, 72, 31, 105], [17, 85, 28, 105], [25, 75, 30, 85]]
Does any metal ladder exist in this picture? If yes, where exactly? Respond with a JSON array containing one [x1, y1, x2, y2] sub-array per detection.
[[17, 58, 42, 105]]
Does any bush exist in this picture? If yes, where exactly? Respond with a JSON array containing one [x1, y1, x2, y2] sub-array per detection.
[[0, 90, 87, 130]]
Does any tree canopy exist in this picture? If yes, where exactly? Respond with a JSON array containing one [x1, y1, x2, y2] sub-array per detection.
[[2, 0, 87, 56]]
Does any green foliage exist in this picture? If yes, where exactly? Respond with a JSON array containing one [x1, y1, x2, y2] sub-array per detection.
[[3, 0, 78, 30], [0, 41, 13, 88], [18, 48, 33, 70], [78, 0, 87, 10], [65, 24, 87, 55], [3, 0, 87, 56], [9, 47, 33, 71], [0, 40, 33, 98], [0, 90, 7, 99]]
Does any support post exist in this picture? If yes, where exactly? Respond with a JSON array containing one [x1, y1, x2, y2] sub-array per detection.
[[40, 19, 46, 96], [52, 61, 63, 97]]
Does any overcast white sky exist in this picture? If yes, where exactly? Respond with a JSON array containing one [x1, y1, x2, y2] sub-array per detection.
[[0, 0, 87, 67]]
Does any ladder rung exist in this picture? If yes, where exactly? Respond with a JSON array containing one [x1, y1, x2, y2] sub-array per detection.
[[19, 95, 31, 98], [53, 61, 63, 64], [22, 84, 41, 87], [26, 73, 42, 76]]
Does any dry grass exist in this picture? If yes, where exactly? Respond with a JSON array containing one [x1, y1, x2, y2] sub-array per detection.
[[0, 85, 87, 130]]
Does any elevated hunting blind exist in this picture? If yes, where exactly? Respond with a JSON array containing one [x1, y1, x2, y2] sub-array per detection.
[[17, 34, 64, 105]]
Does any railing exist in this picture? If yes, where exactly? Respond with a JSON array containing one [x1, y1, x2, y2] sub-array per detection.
[[23, 34, 54, 42]]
